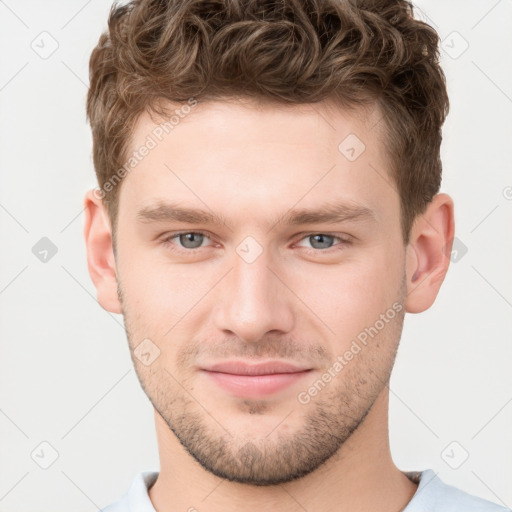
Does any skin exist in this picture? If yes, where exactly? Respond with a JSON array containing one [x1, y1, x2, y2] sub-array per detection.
[[84, 97, 454, 512]]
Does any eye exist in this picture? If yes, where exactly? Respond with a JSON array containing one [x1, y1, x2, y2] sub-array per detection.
[[160, 231, 351, 254], [161, 231, 213, 250], [296, 233, 350, 251]]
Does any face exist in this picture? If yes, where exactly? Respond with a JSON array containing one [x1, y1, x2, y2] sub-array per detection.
[[114, 98, 407, 485]]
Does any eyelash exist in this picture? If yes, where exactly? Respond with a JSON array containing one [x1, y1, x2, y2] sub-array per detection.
[[160, 230, 352, 254]]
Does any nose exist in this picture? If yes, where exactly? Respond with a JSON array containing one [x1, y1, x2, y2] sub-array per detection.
[[213, 245, 295, 343]]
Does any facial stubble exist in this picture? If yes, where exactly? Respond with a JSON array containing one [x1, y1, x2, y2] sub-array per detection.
[[118, 278, 406, 486]]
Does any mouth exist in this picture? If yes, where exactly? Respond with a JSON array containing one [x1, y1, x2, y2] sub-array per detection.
[[200, 361, 313, 399]]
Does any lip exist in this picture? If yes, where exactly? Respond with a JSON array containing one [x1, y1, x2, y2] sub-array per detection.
[[204, 360, 311, 375], [200, 361, 312, 399]]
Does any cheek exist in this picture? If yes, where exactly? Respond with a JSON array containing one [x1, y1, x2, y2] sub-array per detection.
[[117, 244, 223, 341], [285, 246, 405, 341], [118, 241, 186, 304]]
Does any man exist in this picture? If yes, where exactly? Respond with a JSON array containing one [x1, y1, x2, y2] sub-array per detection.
[[83, 0, 508, 510]]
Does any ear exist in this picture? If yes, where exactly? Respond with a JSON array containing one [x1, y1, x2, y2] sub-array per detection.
[[83, 189, 122, 314], [405, 193, 455, 313]]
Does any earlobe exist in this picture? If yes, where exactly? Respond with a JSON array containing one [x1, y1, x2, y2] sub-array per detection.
[[83, 189, 122, 314], [405, 193, 455, 314]]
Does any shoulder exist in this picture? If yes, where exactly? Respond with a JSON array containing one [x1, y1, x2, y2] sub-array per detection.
[[404, 469, 511, 512]]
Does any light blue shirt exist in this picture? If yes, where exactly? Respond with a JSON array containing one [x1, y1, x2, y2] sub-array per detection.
[[102, 469, 510, 511]]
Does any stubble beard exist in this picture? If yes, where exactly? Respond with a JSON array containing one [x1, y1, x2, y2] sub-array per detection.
[[118, 280, 406, 486]]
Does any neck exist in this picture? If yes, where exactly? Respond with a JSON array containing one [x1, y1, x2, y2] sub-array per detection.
[[149, 388, 417, 512]]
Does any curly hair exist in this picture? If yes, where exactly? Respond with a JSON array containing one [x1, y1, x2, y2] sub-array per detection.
[[87, 0, 449, 242]]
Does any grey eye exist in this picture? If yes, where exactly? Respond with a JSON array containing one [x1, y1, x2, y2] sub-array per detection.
[[178, 233, 205, 249], [308, 234, 335, 249]]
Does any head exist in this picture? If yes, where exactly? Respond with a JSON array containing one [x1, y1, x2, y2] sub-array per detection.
[[84, 0, 454, 486]]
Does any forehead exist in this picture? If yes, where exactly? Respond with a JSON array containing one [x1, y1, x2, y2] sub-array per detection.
[[132, 97, 386, 155], [119, 98, 396, 226]]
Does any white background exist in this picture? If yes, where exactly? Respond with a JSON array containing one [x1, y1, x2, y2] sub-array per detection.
[[0, 1, 511, 510]]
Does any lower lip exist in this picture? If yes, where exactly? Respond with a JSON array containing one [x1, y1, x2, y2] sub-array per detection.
[[202, 370, 311, 399]]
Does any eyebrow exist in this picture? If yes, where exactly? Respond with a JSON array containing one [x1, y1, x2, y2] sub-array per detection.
[[136, 201, 376, 228]]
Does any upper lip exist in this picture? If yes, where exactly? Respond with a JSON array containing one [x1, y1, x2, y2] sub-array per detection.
[[202, 361, 312, 376]]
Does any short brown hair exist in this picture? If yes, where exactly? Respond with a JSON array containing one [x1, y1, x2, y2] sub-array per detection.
[[87, 0, 449, 243]]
